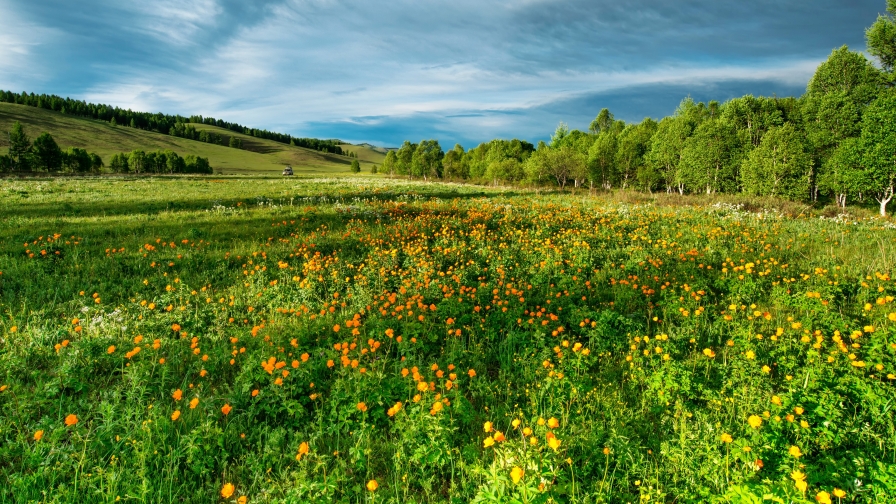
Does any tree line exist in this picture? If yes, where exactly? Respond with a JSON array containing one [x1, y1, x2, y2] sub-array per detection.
[[108, 150, 212, 174], [379, 2, 896, 215], [0, 91, 343, 154], [0, 121, 211, 175]]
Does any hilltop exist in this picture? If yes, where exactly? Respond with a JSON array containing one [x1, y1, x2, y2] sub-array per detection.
[[0, 102, 377, 175], [337, 143, 388, 165]]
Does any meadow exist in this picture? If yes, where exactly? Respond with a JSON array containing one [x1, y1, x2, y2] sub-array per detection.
[[0, 175, 894, 503], [0, 103, 385, 175]]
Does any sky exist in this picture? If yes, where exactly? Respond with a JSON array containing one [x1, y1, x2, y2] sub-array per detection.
[[0, 0, 886, 148]]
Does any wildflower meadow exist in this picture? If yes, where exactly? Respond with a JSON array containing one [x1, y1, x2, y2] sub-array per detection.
[[0, 176, 894, 503]]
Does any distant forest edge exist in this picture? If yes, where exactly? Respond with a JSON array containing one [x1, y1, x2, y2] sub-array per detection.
[[0, 89, 344, 154], [379, 3, 896, 215]]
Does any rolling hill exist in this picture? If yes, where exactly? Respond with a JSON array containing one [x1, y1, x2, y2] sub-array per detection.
[[337, 143, 388, 165], [0, 103, 374, 175]]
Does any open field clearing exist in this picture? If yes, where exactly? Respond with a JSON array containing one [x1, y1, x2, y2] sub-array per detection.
[[0, 177, 895, 503]]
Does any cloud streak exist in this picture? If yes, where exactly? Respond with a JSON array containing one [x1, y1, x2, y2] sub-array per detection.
[[0, 0, 885, 147]]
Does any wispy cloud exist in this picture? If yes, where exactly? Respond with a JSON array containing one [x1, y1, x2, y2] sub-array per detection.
[[0, 3, 61, 83], [120, 0, 223, 45]]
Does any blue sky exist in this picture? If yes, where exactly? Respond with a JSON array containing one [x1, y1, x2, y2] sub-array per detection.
[[0, 0, 885, 148]]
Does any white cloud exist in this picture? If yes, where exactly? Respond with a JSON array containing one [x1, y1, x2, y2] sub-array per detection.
[[119, 0, 223, 45]]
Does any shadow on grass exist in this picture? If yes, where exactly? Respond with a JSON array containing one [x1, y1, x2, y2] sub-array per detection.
[[0, 187, 534, 220]]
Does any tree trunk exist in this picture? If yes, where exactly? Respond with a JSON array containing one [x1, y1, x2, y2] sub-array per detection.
[[878, 186, 893, 216]]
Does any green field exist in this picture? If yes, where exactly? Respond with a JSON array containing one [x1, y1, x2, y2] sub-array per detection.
[[0, 103, 384, 175], [0, 176, 895, 503]]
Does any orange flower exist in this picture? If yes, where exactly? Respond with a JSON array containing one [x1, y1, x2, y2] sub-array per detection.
[[171, 410, 181, 421], [222, 404, 232, 416], [547, 417, 559, 429], [333, 324, 341, 332], [64, 414, 78, 427], [468, 369, 476, 378], [357, 402, 368, 412], [251, 389, 259, 397], [366, 479, 378, 491], [296, 441, 310, 461], [172, 389, 183, 401], [34, 430, 44, 441], [221, 482, 235, 498], [107, 345, 116, 354], [189, 397, 199, 409]]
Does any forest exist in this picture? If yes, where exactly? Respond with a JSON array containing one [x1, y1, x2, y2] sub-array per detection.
[[381, 5, 896, 215], [0, 122, 212, 175]]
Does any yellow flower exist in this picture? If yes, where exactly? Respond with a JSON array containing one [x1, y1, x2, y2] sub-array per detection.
[[483, 436, 495, 448], [748, 415, 762, 429], [816, 491, 831, 504], [833, 488, 846, 498], [547, 434, 561, 451], [483, 421, 493, 433], [720, 433, 733, 443], [789, 445, 803, 458], [547, 417, 560, 429], [510, 466, 524, 484], [366, 479, 378, 492], [221, 483, 235, 498], [703, 348, 716, 358]]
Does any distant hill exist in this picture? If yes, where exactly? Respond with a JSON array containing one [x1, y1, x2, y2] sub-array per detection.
[[0, 103, 375, 175], [337, 143, 388, 165]]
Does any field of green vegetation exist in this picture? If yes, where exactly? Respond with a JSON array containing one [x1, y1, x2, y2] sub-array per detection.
[[0, 103, 385, 175], [0, 176, 894, 503]]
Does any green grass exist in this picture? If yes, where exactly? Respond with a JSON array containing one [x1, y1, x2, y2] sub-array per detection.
[[0, 103, 362, 175], [0, 176, 894, 503], [337, 144, 387, 166]]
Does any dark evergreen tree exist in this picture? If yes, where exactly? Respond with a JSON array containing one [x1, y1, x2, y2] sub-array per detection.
[[31, 132, 63, 172]]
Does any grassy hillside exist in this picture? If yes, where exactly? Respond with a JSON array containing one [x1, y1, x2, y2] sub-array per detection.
[[0, 102, 362, 175], [338, 143, 387, 165]]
